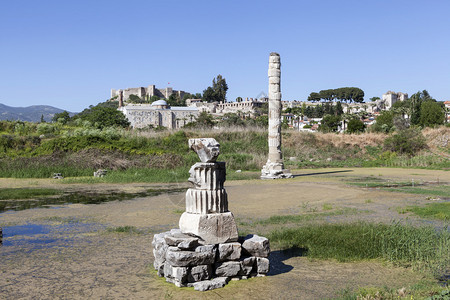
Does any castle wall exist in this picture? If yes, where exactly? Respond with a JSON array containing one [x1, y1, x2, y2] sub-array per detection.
[[119, 105, 199, 129]]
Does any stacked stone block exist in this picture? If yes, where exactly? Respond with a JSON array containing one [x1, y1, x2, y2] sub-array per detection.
[[152, 137, 270, 291], [152, 230, 270, 291]]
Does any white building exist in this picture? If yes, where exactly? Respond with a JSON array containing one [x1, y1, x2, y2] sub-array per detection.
[[118, 100, 199, 129]]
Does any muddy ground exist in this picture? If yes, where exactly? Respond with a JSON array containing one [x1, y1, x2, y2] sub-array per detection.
[[0, 168, 448, 299]]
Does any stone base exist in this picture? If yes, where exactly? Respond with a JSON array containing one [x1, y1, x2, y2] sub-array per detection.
[[179, 212, 238, 245], [152, 231, 270, 291], [261, 161, 292, 179]]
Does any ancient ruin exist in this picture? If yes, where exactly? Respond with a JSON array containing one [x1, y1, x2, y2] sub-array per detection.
[[152, 138, 270, 291], [261, 52, 292, 179]]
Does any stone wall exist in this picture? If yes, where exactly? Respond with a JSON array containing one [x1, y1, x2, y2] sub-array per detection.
[[111, 85, 186, 101], [119, 105, 199, 129]]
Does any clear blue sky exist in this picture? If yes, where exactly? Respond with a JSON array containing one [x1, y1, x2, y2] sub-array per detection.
[[1, 0, 449, 112]]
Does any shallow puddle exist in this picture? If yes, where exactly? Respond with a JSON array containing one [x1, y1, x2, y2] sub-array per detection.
[[0, 187, 185, 213], [0, 222, 104, 250]]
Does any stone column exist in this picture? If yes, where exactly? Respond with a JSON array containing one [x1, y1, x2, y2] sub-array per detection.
[[261, 52, 292, 179], [179, 138, 238, 244]]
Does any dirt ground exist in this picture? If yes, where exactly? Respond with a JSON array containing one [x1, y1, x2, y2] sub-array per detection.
[[0, 168, 448, 299]]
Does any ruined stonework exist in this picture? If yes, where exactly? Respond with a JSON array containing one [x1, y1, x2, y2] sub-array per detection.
[[179, 138, 238, 244], [118, 101, 199, 129], [261, 52, 292, 179], [152, 138, 270, 291]]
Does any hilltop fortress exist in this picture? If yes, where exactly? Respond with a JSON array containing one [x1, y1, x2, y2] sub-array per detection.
[[111, 84, 186, 101]]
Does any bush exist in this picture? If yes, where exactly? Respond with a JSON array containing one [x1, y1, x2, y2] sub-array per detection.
[[347, 119, 366, 133], [383, 128, 427, 156]]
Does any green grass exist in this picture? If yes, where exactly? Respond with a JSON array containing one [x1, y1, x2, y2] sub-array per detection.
[[0, 188, 62, 200], [336, 285, 449, 300], [257, 208, 360, 225], [269, 222, 449, 278], [106, 226, 142, 234], [383, 185, 450, 197], [404, 202, 450, 221]]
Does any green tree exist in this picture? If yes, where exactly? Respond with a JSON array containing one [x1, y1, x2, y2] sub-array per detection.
[[80, 106, 130, 129], [202, 87, 216, 102], [419, 100, 445, 127], [52, 111, 71, 124], [347, 119, 366, 133], [319, 114, 341, 132], [409, 90, 435, 125], [307, 92, 321, 102], [128, 94, 145, 104], [373, 110, 394, 133], [335, 101, 344, 116], [213, 74, 228, 102], [202, 75, 228, 103], [370, 96, 380, 102]]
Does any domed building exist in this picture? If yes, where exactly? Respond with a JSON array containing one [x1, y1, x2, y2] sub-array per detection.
[[118, 101, 199, 129]]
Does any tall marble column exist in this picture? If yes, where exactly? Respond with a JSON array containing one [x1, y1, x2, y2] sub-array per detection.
[[261, 52, 292, 179]]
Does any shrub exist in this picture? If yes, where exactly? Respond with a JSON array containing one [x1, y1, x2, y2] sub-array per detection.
[[383, 128, 427, 156], [347, 119, 366, 133]]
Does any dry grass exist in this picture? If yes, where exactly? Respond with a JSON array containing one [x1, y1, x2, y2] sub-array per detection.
[[422, 126, 450, 149]]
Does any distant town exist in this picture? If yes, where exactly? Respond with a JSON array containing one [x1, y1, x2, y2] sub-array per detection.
[[111, 82, 450, 132]]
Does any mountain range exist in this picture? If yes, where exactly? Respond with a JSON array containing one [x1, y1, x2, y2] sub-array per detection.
[[0, 103, 75, 122]]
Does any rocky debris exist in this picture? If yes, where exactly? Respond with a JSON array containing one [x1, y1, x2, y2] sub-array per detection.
[[164, 232, 199, 250], [215, 261, 241, 277], [153, 230, 270, 291], [93, 169, 107, 177], [52, 173, 64, 179], [188, 138, 220, 163], [241, 234, 270, 258], [256, 257, 270, 274], [240, 257, 255, 276], [217, 242, 241, 262], [165, 246, 215, 267], [193, 277, 229, 291]]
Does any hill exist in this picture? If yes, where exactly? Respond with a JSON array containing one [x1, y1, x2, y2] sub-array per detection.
[[0, 103, 74, 122]]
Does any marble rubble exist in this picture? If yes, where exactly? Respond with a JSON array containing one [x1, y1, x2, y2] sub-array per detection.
[[153, 138, 270, 291]]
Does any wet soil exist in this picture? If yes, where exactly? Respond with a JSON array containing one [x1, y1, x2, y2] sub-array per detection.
[[0, 167, 448, 299]]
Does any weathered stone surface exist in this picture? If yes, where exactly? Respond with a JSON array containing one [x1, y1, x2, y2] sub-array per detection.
[[261, 52, 292, 179], [185, 186, 228, 214], [93, 169, 107, 177], [179, 212, 238, 245], [193, 277, 229, 291], [164, 264, 189, 285], [217, 242, 241, 262], [256, 257, 270, 274], [239, 256, 255, 276], [187, 162, 226, 190], [152, 232, 170, 270], [241, 234, 270, 258], [164, 233, 199, 249], [195, 244, 215, 253], [189, 138, 220, 163], [153, 260, 164, 277], [165, 246, 215, 267], [188, 265, 212, 282], [215, 261, 241, 277]]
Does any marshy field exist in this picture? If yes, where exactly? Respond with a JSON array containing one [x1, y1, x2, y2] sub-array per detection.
[[0, 167, 449, 299], [0, 124, 449, 299]]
